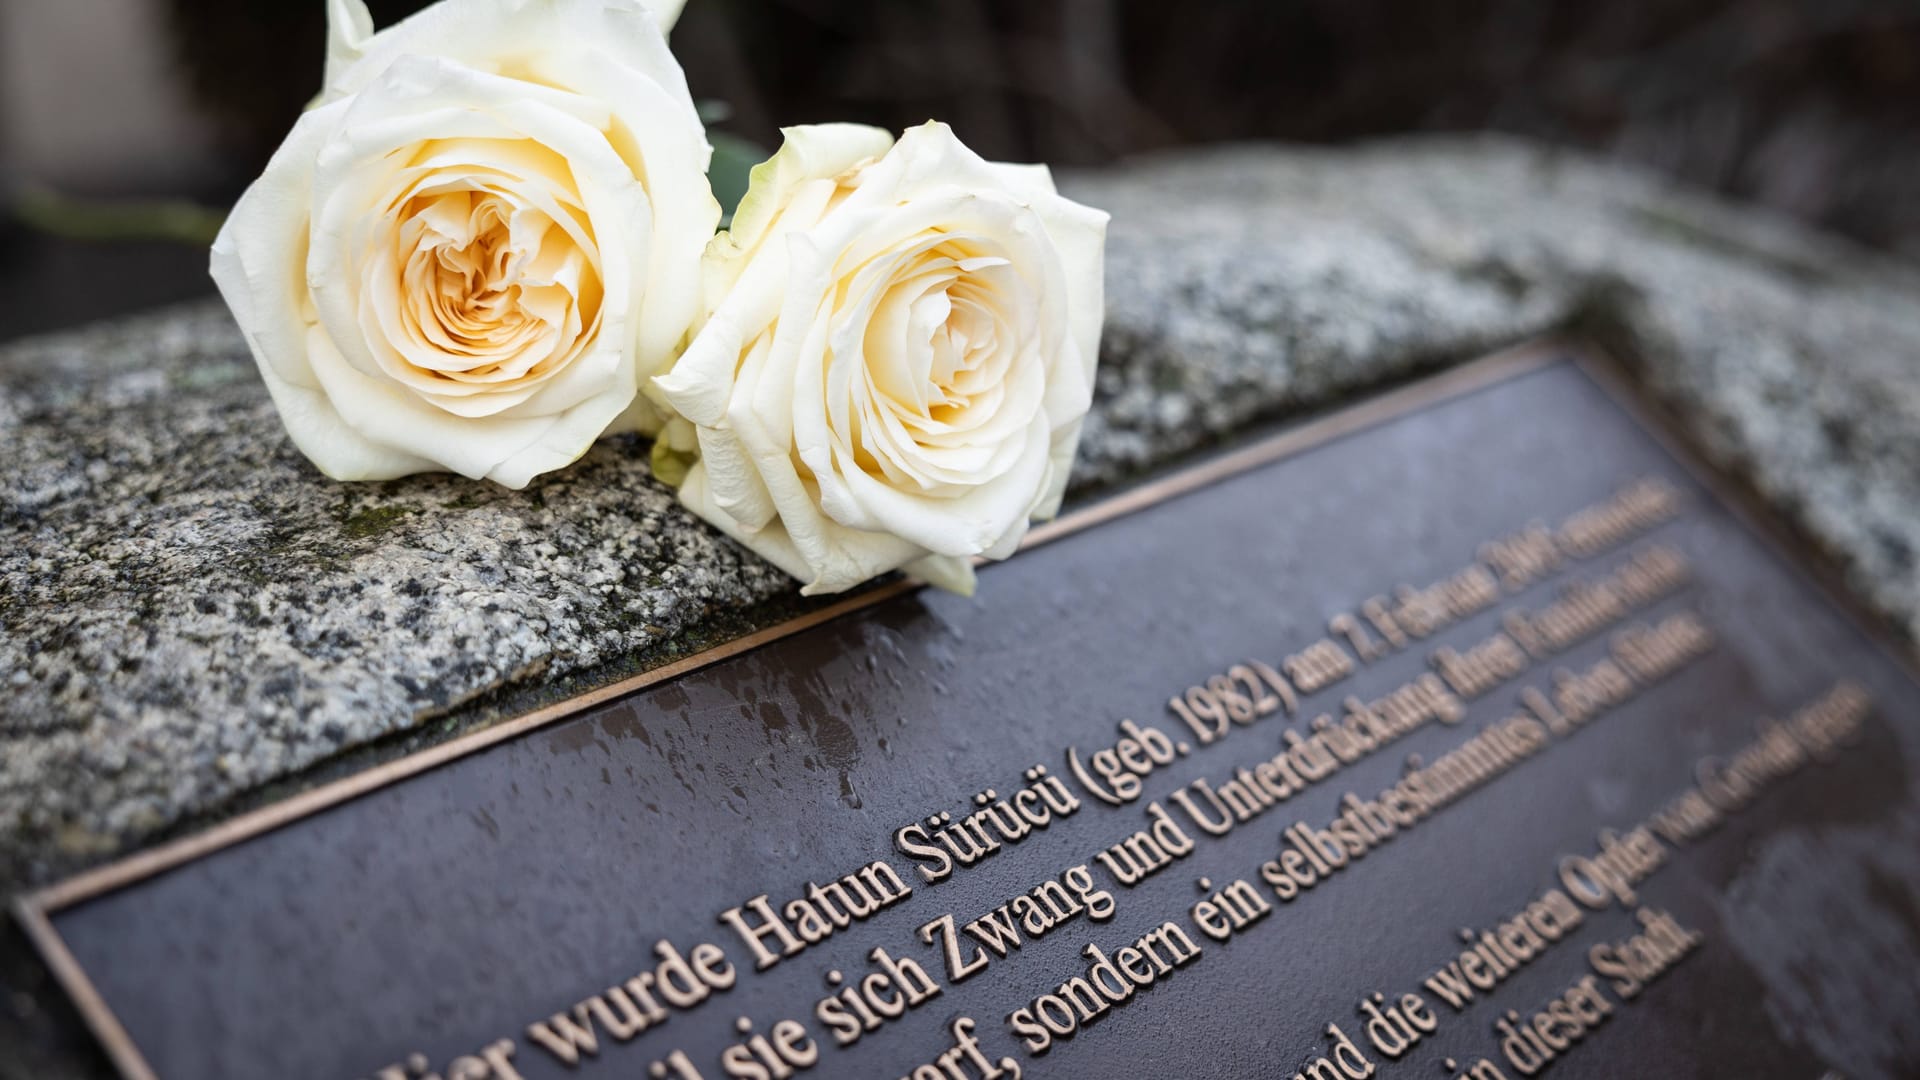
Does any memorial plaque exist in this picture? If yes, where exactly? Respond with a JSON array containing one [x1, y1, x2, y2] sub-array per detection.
[[20, 344, 1920, 1080]]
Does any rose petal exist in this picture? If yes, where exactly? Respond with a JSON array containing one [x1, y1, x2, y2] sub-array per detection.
[[323, 0, 691, 101]]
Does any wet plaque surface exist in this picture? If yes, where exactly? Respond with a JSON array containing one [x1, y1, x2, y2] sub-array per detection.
[[24, 348, 1920, 1080]]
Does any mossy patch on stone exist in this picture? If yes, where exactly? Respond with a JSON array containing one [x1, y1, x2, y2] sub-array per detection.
[[339, 505, 414, 540]]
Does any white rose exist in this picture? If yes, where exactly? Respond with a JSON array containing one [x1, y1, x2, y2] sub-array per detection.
[[211, 0, 715, 488], [654, 123, 1108, 595]]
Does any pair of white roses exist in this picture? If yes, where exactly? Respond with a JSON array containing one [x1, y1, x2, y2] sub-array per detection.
[[211, 0, 1106, 596]]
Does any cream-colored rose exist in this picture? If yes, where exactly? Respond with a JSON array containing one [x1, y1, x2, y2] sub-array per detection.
[[211, 0, 715, 488], [653, 123, 1108, 595]]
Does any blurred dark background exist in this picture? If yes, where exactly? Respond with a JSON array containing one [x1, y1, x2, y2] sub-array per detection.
[[3, 0, 1918, 343]]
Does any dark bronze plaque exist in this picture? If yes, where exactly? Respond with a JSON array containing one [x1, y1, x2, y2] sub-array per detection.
[[22, 346, 1920, 1080]]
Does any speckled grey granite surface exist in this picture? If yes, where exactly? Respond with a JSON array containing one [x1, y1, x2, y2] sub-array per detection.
[[5, 134, 1920, 1077]]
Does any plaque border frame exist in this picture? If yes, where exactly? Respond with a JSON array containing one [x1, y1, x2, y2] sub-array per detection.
[[17, 338, 1907, 1080]]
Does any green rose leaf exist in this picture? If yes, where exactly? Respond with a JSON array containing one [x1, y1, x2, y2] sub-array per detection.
[[709, 132, 771, 229]]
